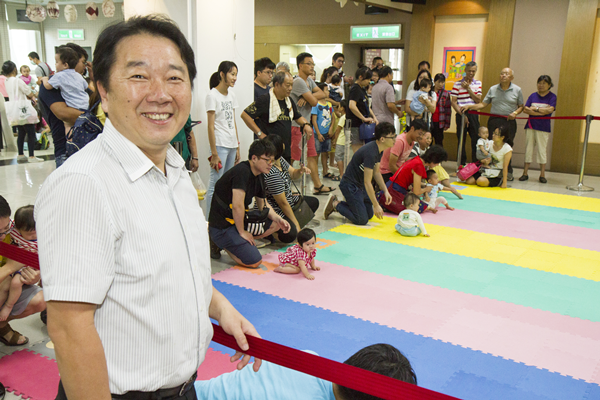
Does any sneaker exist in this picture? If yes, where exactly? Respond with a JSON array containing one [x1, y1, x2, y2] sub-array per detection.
[[28, 157, 44, 163], [209, 238, 221, 259], [16, 155, 27, 161], [323, 193, 338, 220], [255, 238, 270, 249], [507, 173, 514, 181], [518, 175, 528, 181]]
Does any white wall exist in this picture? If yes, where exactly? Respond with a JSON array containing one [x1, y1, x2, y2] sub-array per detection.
[[509, 0, 569, 170], [193, 0, 255, 214], [42, 3, 125, 64]]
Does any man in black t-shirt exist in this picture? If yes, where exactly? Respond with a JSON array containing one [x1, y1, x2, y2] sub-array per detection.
[[323, 123, 395, 226], [209, 140, 291, 266], [253, 57, 275, 101], [242, 72, 312, 163]]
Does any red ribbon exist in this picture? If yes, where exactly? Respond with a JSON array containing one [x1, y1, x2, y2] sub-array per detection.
[[0, 242, 459, 399], [467, 110, 590, 120]]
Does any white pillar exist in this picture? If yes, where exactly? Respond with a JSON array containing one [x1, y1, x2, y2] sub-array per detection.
[[122, 0, 255, 214]]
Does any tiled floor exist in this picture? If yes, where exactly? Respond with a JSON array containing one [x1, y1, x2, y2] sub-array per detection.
[[1, 147, 599, 399]]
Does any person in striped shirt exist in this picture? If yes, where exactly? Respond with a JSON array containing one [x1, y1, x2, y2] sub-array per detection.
[[0, 206, 37, 321], [450, 61, 482, 166]]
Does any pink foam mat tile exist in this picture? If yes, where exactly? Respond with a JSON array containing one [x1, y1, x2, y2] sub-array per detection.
[[530, 346, 600, 381], [196, 348, 239, 380], [0, 349, 59, 400], [420, 209, 600, 252]]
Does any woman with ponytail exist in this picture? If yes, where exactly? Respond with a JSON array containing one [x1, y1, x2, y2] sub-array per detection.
[[205, 61, 240, 212]]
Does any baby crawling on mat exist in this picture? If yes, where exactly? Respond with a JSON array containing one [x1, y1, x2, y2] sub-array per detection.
[[275, 228, 320, 280]]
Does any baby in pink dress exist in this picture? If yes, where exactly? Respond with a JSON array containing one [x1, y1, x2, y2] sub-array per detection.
[[275, 228, 320, 280]]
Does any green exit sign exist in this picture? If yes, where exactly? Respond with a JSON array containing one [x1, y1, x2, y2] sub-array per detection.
[[58, 29, 85, 40], [350, 25, 401, 41]]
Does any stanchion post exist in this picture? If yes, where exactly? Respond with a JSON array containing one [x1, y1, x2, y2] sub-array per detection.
[[456, 112, 466, 172], [567, 114, 595, 192], [301, 132, 307, 196]]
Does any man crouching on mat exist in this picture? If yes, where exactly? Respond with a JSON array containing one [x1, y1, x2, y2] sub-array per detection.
[[194, 343, 417, 399]]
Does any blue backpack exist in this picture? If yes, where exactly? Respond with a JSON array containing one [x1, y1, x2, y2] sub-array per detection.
[[66, 100, 104, 157]]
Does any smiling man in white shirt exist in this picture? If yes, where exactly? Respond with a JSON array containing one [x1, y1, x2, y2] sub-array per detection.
[[36, 15, 261, 400]]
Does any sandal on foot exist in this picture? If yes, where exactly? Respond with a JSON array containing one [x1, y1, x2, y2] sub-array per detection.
[[539, 176, 547, 183], [0, 323, 29, 346], [323, 173, 334, 179], [313, 185, 335, 195], [330, 175, 341, 181]]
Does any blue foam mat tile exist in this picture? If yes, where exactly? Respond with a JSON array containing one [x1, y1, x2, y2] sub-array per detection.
[[584, 382, 600, 400], [517, 367, 594, 400], [212, 281, 599, 398], [442, 371, 555, 400]]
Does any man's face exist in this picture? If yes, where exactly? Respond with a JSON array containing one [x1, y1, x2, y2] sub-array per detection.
[[373, 59, 383, 69], [299, 57, 315, 76], [420, 63, 429, 72], [465, 66, 477, 81], [275, 75, 294, 98], [75, 55, 87, 75], [0, 216, 11, 242], [97, 34, 192, 154], [252, 154, 274, 174], [500, 68, 513, 84], [333, 57, 344, 70], [257, 67, 273, 86]]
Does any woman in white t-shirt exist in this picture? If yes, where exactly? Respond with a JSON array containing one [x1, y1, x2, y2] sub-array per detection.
[[466, 124, 513, 188], [2, 61, 42, 163], [205, 61, 240, 211]]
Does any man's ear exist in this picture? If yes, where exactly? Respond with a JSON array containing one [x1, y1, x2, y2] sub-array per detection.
[[96, 81, 109, 114]]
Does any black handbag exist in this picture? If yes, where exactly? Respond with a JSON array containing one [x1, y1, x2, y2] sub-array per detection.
[[214, 194, 270, 236], [290, 179, 315, 228]]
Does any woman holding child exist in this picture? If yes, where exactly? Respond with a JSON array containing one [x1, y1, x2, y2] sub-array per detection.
[[466, 124, 513, 188], [389, 145, 448, 213]]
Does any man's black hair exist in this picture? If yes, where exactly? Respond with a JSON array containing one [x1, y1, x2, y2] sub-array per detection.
[[56, 46, 79, 69], [265, 134, 285, 160], [297, 228, 316, 246], [65, 42, 88, 62], [28, 52, 40, 60], [378, 66, 393, 79], [248, 138, 276, 160], [374, 122, 395, 141], [332, 52, 344, 62], [409, 118, 428, 133], [254, 57, 275, 76], [421, 145, 448, 164], [14, 205, 35, 232], [418, 60, 430, 70], [93, 15, 196, 92], [372, 56, 383, 65], [0, 195, 11, 219], [338, 344, 417, 400], [296, 52, 313, 68]]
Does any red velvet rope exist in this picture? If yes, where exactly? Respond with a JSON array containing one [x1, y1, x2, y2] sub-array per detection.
[[0, 242, 459, 399], [466, 110, 593, 120]]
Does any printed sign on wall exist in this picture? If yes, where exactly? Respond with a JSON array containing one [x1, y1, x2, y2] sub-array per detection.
[[442, 47, 476, 91]]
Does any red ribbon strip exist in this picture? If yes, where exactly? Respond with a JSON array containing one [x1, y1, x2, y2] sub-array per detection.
[[467, 110, 590, 120], [0, 242, 459, 399]]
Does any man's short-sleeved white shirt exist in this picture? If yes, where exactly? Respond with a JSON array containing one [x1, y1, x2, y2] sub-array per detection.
[[35, 119, 213, 395]]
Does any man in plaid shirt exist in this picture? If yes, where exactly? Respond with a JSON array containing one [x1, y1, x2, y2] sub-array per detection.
[[430, 73, 452, 147]]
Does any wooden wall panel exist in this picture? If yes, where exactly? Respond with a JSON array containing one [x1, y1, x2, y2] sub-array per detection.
[[551, 0, 598, 173], [255, 43, 280, 64]]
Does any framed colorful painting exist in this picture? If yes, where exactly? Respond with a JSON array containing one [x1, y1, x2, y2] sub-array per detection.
[[442, 47, 476, 91]]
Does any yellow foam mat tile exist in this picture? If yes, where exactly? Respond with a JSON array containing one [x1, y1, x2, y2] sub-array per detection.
[[451, 184, 600, 213], [332, 216, 600, 281]]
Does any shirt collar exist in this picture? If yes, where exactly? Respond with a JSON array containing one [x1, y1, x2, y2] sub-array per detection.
[[102, 119, 185, 182]]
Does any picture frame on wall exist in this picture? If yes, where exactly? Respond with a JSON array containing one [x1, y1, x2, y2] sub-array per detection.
[[442, 47, 476, 91]]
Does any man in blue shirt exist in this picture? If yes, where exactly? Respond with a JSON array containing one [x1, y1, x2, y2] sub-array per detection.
[[194, 344, 417, 399]]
